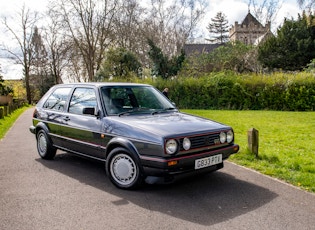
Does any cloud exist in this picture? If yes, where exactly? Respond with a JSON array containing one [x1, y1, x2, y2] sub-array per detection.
[[206, 0, 248, 25], [275, 1, 301, 28], [0, 58, 23, 80]]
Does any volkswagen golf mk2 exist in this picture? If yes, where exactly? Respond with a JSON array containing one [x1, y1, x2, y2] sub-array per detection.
[[30, 83, 239, 189]]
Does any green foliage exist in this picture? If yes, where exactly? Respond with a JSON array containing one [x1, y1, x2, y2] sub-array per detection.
[[258, 12, 315, 70], [28, 74, 55, 102], [0, 75, 14, 96], [305, 58, 315, 73], [28, 27, 56, 101], [147, 39, 185, 79], [180, 53, 212, 77], [96, 47, 141, 81], [151, 71, 315, 111], [181, 42, 257, 76], [210, 42, 255, 72]]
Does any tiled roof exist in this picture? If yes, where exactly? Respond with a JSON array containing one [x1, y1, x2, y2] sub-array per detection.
[[241, 12, 263, 27], [184, 44, 223, 55]]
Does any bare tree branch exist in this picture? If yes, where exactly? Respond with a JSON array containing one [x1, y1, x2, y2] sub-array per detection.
[[1, 4, 39, 103], [52, 0, 118, 82]]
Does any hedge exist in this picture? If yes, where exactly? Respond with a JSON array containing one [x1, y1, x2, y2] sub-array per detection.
[[151, 71, 315, 111]]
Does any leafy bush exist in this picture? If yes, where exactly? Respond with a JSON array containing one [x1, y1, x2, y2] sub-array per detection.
[[0, 76, 14, 96], [151, 71, 315, 111]]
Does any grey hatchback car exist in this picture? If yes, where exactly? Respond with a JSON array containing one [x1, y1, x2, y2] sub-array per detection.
[[30, 83, 239, 189]]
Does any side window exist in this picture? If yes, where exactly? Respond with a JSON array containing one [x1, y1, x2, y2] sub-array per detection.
[[68, 87, 97, 115], [43, 87, 71, 112]]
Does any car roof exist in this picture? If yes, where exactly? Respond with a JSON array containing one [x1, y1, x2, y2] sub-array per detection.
[[54, 82, 151, 88]]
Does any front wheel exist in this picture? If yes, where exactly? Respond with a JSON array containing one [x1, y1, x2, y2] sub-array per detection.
[[36, 129, 56, 160], [106, 148, 143, 189]]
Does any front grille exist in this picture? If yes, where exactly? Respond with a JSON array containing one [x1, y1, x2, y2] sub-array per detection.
[[179, 132, 220, 151]]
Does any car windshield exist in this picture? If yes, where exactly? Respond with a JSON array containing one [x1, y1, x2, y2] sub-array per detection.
[[101, 85, 177, 116]]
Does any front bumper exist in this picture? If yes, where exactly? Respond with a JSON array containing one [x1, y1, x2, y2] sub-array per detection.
[[140, 144, 239, 177], [29, 125, 36, 134]]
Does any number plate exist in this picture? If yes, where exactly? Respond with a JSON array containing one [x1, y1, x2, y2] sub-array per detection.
[[195, 154, 222, 170]]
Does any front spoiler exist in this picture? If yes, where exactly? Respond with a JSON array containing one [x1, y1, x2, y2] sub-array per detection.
[[29, 125, 36, 134], [140, 144, 239, 177]]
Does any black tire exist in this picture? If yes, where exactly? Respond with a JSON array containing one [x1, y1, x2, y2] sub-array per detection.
[[106, 147, 143, 189], [36, 129, 57, 160]]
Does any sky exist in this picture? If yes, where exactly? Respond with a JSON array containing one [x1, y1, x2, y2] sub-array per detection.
[[0, 0, 303, 79]]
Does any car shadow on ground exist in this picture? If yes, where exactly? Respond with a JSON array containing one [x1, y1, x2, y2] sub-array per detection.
[[37, 151, 278, 226]]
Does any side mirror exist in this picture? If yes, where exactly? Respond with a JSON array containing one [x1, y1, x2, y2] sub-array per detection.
[[82, 107, 96, 116]]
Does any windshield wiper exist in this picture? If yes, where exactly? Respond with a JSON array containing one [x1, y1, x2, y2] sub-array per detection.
[[151, 107, 177, 115], [118, 107, 150, 116]]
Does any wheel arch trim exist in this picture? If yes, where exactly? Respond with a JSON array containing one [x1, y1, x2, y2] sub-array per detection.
[[34, 122, 50, 134], [105, 137, 140, 158]]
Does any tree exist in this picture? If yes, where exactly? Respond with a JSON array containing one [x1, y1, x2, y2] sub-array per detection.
[[145, 0, 207, 58], [29, 26, 55, 99], [113, 0, 144, 52], [44, 7, 70, 85], [0, 71, 13, 96], [148, 39, 169, 78], [258, 12, 315, 70], [210, 42, 257, 72], [181, 42, 256, 75], [206, 12, 229, 44], [52, 0, 118, 82], [1, 5, 39, 104], [96, 47, 141, 80], [147, 39, 185, 79], [250, 0, 282, 28], [297, 0, 315, 10]]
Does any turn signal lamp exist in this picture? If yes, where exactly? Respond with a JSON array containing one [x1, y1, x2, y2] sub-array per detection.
[[168, 160, 178, 166]]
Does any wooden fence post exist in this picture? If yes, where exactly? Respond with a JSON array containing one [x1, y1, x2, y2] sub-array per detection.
[[3, 106, 8, 117], [248, 128, 259, 158], [0, 107, 3, 119]]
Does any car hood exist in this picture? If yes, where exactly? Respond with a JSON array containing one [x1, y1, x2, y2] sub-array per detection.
[[103, 112, 230, 142]]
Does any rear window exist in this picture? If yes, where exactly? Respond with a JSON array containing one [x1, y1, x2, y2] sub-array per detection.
[[43, 87, 72, 111]]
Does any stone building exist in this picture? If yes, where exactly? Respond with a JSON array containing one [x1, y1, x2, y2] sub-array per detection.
[[229, 11, 272, 45], [184, 11, 273, 55]]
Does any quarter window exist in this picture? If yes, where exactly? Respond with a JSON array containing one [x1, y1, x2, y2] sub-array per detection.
[[43, 87, 71, 111], [69, 87, 97, 115]]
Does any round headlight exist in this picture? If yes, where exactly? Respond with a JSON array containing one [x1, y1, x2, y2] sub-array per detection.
[[227, 130, 234, 143], [220, 132, 227, 143], [165, 139, 178, 154], [182, 137, 191, 150]]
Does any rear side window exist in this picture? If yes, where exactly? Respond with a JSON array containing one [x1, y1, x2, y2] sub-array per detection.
[[68, 87, 97, 115], [43, 87, 72, 111]]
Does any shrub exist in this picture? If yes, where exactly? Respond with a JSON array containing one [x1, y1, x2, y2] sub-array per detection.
[[151, 72, 315, 111], [0, 76, 14, 96]]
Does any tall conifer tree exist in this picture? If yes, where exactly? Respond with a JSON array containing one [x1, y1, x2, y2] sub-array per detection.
[[206, 12, 229, 44]]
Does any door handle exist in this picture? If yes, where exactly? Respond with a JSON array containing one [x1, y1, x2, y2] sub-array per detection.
[[63, 116, 70, 121]]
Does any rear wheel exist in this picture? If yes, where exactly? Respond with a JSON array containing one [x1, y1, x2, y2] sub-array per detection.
[[36, 129, 56, 160], [106, 147, 143, 189]]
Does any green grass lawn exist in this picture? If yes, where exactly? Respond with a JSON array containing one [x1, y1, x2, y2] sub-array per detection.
[[183, 110, 315, 193], [0, 106, 31, 140]]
